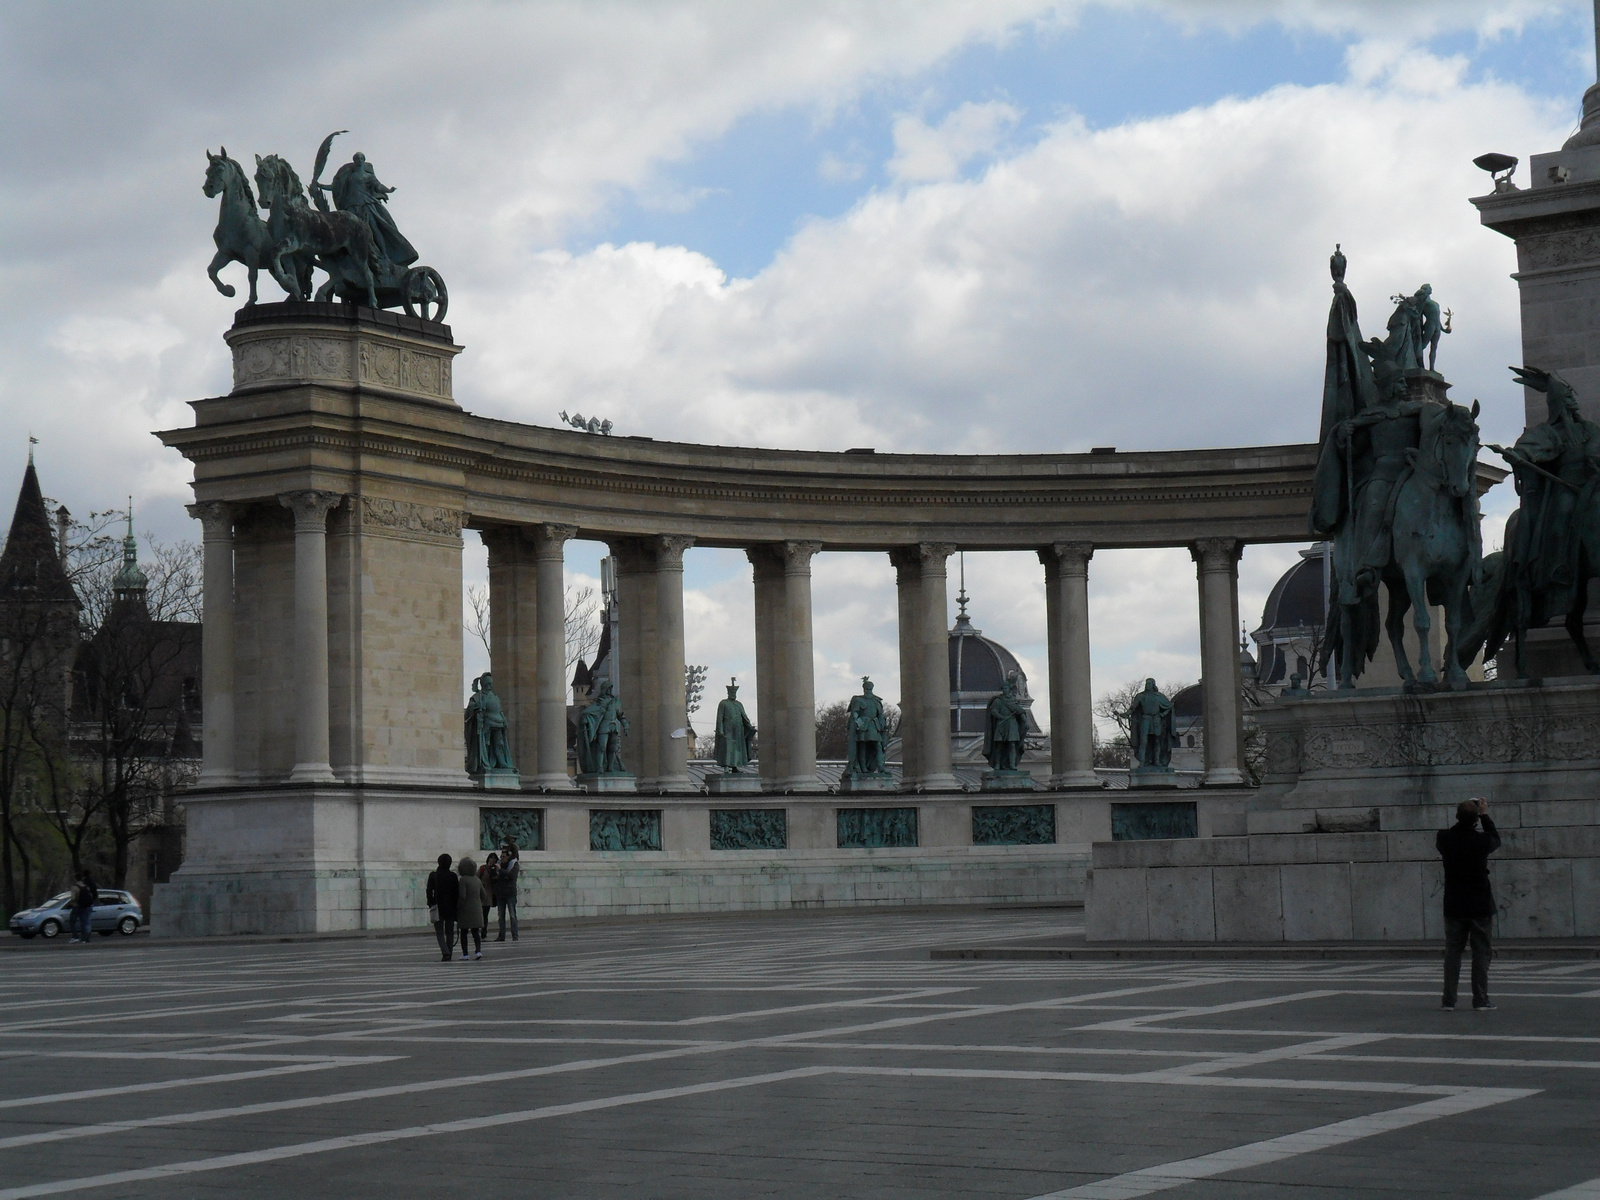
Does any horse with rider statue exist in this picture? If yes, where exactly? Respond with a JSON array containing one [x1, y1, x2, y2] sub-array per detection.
[[203, 131, 447, 321], [1311, 247, 1600, 688]]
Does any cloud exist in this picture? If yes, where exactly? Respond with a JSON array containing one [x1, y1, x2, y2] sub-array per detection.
[[889, 99, 1021, 182]]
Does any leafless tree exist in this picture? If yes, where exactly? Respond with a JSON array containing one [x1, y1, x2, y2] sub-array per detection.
[[464, 583, 601, 678], [465, 584, 491, 659]]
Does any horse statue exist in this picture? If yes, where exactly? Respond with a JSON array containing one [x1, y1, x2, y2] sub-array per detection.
[[1458, 368, 1600, 677], [1322, 398, 1482, 686], [202, 149, 309, 306], [252, 153, 378, 309]]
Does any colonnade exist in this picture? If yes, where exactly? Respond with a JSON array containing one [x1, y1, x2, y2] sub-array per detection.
[[189, 495, 1247, 792]]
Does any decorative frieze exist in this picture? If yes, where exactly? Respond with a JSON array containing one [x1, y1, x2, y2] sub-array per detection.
[[837, 806, 918, 848], [233, 336, 353, 389], [359, 496, 464, 543], [709, 808, 788, 850], [972, 804, 1056, 846], [590, 809, 663, 851], [229, 327, 456, 403], [358, 340, 452, 398], [1296, 712, 1600, 771]]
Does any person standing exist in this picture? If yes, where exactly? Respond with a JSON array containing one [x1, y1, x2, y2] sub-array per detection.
[[426, 853, 458, 961], [496, 842, 519, 942], [69, 870, 96, 944], [457, 857, 487, 961], [1437, 797, 1501, 1011], [479, 853, 499, 934]]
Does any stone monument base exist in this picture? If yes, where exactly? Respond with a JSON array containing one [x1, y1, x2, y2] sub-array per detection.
[[1087, 679, 1600, 941], [981, 769, 1034, 792], [838, 772, 896, 793], [704, 771, 762, 795], [1129, 769, 1180, 790], [578, 772, 637, 794], [472, 769, 522, 791]]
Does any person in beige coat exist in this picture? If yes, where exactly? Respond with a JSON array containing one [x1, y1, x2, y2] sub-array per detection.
[[456, 857, 488, 960]]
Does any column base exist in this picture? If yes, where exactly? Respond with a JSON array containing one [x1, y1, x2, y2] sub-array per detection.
[[1050, 770, 1102, 789], [529, 773, 576, 792], [654, 773, 697, 794], [1204, 767, 1248, 786], [287, 762, 337, 785], [705, 772, 763, 795], [197, 769, 240, 789], [915, 772, 961, 792]]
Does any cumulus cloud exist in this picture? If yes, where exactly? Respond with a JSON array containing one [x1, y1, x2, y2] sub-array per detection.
[[888, 100, 1021, 182]]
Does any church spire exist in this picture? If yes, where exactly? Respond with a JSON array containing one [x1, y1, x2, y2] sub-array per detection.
[[111, 497, 148, 611]]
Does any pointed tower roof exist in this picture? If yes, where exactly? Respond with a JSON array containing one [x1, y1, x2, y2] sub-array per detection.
[[112, 500, 148, 598], [0, 460, 79, 606]]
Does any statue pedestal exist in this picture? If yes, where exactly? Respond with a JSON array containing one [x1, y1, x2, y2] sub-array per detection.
[[1129, 769, 1180, 789], [577, 772, 637, 794], [980, 769, 1034, 792], [839, 772, 896, 794], [705, 771, 762, 795], [472, 769, 521, 791]]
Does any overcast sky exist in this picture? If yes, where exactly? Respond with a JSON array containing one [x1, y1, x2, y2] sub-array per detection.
[[0, 1, 1593, 730]]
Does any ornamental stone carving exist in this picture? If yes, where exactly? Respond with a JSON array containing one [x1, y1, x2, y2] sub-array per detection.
[[234, 336, 354, 390], [359, 496, 464, 542], [358, 342, 451, 398], [1519, 228, 1600, 273], [1288, 712, 1600, 771]]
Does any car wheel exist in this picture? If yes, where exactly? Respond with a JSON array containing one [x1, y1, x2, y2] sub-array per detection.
[[40, 918, 62, 939], [118, 916, 138, 936]]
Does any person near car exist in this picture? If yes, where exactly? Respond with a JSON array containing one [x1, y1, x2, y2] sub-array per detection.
[[478, 852, 499, 933], [69, 871, 96, 944], [1438, 796, 1501, 1011], [426, 853, 459, 961], [457, 857, 487, 960], [496, 841, 519, 942]]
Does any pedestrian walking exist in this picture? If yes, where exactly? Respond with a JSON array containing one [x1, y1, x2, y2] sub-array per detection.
[[426, 853, 459, 961], [457, 856, 487, 960], [69, 871, 96, 944], [1438, 797, 1501, 1011], [496, 841, 519, 942], [479, 852, 499, 933]]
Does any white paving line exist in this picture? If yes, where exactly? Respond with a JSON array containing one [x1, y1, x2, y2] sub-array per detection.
[[0, 1059, 397, 1111], [1075, 990, 1341, 1031], [1535, 1177, 1600, 1198], [1021, 1086, 1540, 1199]]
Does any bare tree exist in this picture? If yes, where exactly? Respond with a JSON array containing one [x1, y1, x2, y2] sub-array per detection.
[[463, 583, 600, 677], [465, 584, 491, 659]]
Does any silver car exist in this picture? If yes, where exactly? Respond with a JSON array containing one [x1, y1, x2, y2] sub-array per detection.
[[8, 890, 144, 939]]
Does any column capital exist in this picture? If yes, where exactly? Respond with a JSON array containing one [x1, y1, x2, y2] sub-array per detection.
[[479, 525, 527, 560], [654, 534, 695, 567], [186, 501, 235, 539], [279, 490, 343, 531], [1041, 541, 1094, 576], [1190, 536, 1243, 571], [918, 542, 957, 570], [888, 545, 920, 578], [780, 540, 821, 572], [534, 523, 579, 557]]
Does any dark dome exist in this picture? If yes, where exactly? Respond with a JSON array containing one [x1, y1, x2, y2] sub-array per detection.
[[949, 612, 1041, 736], [1260, 551, 1327, 632], [1171, 683, 1202, 721]]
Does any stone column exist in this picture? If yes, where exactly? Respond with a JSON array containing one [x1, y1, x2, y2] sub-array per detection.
[[279, 491, 342, 784], [748, 546, 787, 792], [482, 527, 538, 778], [1192, 536, 1246, 786], [533, 523, 577, 789], [1042, 542, 1098, 787], [612, 539, 659, 786], [889, 547, 923, 788], [918, 542, 958, 791], [188, 501, 237, 787], [780, 541, 824, 792], [654, 535, 696, 792]]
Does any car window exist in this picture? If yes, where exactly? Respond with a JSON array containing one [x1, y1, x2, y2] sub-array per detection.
[[95, 893, 126, 906], [43, 893, 69, 908]]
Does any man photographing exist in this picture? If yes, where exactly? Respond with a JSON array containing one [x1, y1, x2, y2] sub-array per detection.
[[1437, 797, 1500, 1011]]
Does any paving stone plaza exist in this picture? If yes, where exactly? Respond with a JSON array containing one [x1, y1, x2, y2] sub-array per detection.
[[2, 909, 1599, 1198]]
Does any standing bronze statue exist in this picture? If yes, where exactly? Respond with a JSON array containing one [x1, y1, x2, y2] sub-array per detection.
[[843, 677, 890, 779], [465, 673, 515, 777], [577, 678, 630, 776], [1125, 679, 1175, 773], [982, 673, 1029, 774], [712, 680, 756, 773]]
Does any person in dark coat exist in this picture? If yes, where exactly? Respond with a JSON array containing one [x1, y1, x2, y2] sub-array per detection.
[[426, 853, 459, 961], [1437, 797, 1501, 1010], [69, 871, 96, 944], [495, 841, 519, 942], [457, 857, 488, 960]]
